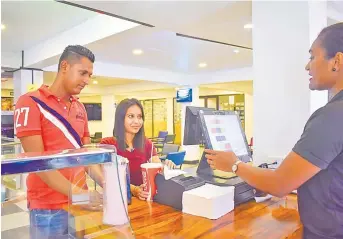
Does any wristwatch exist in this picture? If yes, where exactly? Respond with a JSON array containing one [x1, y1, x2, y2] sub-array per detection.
[[232, 160, 242, 173]]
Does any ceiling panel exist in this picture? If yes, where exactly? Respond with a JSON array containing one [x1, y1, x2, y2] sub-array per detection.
[[1, 0, 97, 52], [65, 1, 231, 30], [87, 27, 252, 73]]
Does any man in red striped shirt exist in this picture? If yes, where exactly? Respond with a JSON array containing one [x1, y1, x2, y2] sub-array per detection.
[[15, 45, 103, 238]]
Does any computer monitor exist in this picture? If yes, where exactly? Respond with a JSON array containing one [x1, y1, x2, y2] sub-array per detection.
[[183, 106, 214, 145], [194, 110, 256, 204], [196, 110, 252, 180]]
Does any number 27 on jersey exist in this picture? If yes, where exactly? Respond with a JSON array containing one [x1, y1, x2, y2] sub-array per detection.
[[15, 107, 30, 128]]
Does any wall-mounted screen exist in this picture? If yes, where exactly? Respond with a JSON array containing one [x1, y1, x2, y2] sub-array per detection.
[[83, 103, 102, 121], [176, 88, 192, 103]]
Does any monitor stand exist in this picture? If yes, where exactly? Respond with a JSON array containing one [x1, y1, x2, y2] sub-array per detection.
[[194, 153, 256, 205]]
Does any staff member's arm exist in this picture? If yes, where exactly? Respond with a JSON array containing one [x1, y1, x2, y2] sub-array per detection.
[[15, 96, 86, 196], [205, 108, 343, 197], [206, 150, 320, 197]]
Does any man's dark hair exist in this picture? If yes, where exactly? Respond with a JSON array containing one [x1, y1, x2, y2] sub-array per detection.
[[113, 98, 146, 151], [317, 22, 343, 59], [58, 45, 95, 71]]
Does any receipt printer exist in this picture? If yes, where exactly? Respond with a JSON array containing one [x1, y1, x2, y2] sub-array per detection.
[[154, 173, 205, 210]]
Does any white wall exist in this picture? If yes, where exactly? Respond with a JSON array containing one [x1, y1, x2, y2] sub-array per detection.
[[101, 95, 116, 137], [252, 1, 313, 165], [244, 94, 253, 142]]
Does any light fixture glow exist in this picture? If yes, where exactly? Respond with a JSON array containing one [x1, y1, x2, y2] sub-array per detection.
[[244, 23, 253, 29], [92, 80, 98, 85], [198, 62, 207, 68], [234, 49, 240, 54], [1, 24, 6, 30], [132, 49, 143, 55]]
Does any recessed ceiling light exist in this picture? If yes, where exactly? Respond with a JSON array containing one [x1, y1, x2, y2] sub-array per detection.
[[92, 80, 98, 85], [234, 49, 240, 54], [244, 23, 253, 29], [132, 49, 143, 55], [1, 24, 6, 30], [198, 62, 207, 68]]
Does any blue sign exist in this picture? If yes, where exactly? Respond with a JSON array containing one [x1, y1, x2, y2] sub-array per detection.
[[176, 88, 193, 103]]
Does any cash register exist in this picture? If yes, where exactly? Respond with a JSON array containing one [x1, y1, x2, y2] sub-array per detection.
[[154, 107, 255, 208], [154, 174, 205, 210]]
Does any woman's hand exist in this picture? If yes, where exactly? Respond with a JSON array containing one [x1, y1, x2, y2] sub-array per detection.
[[164, 159, 177, 169], [132, 185, 149, 201], [151, 155, 176, 169]]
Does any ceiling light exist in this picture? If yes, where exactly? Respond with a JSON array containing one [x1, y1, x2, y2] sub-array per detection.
[[234, 49, 240, 54], [244, 23, 253, 29], [198, 62, 207, 68], [132, 49, 143, 55], [1, 24, 6, 30], [92, 80, 98, 85]]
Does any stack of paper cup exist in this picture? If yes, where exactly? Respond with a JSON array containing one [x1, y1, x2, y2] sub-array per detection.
[[103, 155, 129, 225], [141, 163, 163, 201]]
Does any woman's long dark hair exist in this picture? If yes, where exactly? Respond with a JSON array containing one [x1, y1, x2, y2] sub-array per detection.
[[113, 98, 146, 151]]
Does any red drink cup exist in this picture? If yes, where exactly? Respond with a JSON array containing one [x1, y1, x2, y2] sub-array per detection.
[[141, 163, 163, 201]]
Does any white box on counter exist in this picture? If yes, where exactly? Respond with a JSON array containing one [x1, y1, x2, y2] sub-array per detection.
[[182, 183, 235, 220]]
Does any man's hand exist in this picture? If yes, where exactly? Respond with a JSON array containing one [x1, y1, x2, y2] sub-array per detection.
[[20, 135, 79, 196], [204, 149, 239, 172]]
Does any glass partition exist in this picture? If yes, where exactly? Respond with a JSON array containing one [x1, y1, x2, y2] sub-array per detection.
[[1, 145, 134, 239], [1, 141, 24, 207], [141, 99, 168, 138], [152, 99, 167, 137], [1, 141, 22, 155], [141, 100, 153, 138]]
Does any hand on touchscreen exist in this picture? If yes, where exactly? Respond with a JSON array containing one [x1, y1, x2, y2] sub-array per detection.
[[204, 149, 239, 172]]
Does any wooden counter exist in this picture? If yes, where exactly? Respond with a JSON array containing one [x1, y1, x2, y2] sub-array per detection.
[[69, 194, 302, 239]]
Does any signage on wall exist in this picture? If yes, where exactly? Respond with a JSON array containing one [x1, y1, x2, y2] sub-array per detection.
[[176, 88, 193, 103], [27, 84, 39, 92]]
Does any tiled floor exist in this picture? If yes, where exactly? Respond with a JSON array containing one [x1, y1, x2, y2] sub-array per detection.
[[1, 199, 30, 239]]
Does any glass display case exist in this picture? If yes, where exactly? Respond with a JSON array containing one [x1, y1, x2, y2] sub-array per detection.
[[1, 111, 14, 139], [1, 145, 134, 239]]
